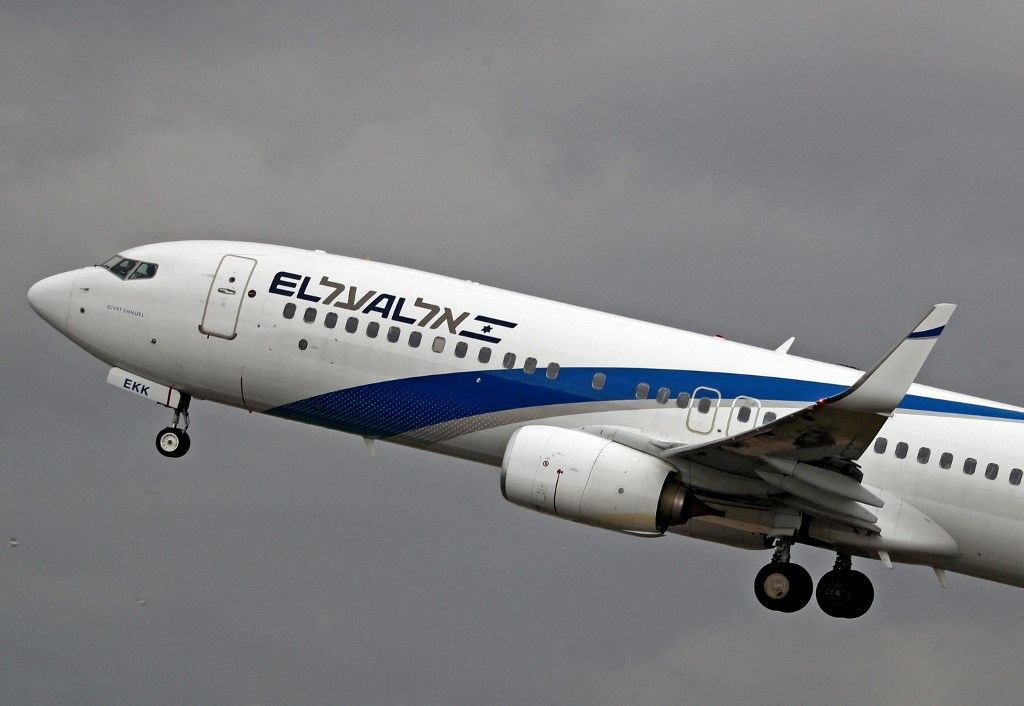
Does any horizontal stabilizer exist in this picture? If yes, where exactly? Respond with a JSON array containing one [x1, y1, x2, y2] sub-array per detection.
[[830, 303, 956, 414]]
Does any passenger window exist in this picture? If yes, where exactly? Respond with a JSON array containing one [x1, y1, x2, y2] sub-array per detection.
[[1010, 469, 1022, 486], [676, 392, 690, 408], [873, 437, 887, 454], [917, 447, 930, 464], [592, 372, 606, 390], [478, 347, 491, 364], [454, 341, 468, 358], [895, 442, 908, 459], [387, 326, 401, 343], [697, 397, 712, 414], [939, 452, 953, 469], [964, 458, 977, 475], [636, 383, 650, 400], [656, 387, 670, 404], [736, 405, 751, 423], [546, 362, 559, 379], [432, 336, 446, 353], [345, 317, 359, 334], [762, 411, 777, 423], [366, 322, 379, 338], [523, 357, 537, 374], [283, 303, 296, 319], [303, 307, 317, 323], [985, 463, 999, 480], [409, 331, 422, 348], [324, 312, 338, 329], [503, 353, 517, 369]]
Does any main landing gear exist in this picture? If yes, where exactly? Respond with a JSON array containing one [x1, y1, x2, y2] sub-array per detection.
[[753, 540, 813, 613], [754, 543, 874, 619], [815, 553, 874, 619], [156, 393, 192, 458]]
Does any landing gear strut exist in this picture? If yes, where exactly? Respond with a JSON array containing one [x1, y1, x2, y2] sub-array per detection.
[[815, 553, 874, 619], [753, 540, 813, 613], [156, 393, 191, 458]]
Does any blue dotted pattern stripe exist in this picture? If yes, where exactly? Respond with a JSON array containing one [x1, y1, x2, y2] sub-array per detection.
[[264, 366, 1024, 439]]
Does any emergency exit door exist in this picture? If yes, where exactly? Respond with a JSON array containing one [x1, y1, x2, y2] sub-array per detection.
[[199, 255, 257, 340]]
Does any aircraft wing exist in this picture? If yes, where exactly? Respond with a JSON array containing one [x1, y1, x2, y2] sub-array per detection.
[[664, 302, 955, 461], [590, 304, 956, 532]]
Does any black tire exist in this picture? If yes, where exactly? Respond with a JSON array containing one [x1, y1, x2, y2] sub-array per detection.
[[816, 569, 874, 619], [843, 570, 874, 619], [754, 562, 813, 613], [175, 431, 191, 458], [156, 427, 187, 458]]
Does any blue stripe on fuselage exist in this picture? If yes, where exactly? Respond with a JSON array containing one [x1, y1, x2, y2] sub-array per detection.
[[265, 367, 1024, 439]]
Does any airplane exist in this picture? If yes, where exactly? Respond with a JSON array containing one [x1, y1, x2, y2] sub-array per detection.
[[26, 240, 1024, 619]]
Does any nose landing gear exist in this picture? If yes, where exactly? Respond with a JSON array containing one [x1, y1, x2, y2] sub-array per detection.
[[753, 540, 813, 613], [156, 393, 191, 458]]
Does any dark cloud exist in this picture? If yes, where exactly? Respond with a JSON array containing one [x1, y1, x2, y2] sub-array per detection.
[[4, 3, 1024, 704]]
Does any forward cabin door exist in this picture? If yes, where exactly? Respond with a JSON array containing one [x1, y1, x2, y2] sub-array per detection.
[[199, 255, 257, 340]]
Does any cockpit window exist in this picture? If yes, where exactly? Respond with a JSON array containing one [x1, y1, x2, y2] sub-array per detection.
[[105, 257, 139, 278], [100, 255, 158, 281], [128, 262, 158, 280]]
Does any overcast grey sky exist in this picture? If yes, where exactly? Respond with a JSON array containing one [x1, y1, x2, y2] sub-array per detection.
[[4, 2, 1024, 704]]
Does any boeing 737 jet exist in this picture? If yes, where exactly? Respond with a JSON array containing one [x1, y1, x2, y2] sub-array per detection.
[[27, 241, 1024, 618]]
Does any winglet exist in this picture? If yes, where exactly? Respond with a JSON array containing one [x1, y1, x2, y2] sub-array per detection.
[[829, 303, 956, 414]]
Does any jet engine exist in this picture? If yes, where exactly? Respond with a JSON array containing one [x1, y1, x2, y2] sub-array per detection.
[[500, 425, 691, 535]]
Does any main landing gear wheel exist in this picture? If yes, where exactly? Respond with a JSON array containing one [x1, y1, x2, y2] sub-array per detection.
[[816, 555, 874, 619], [755, 562, 813, 613], [753, 541, 813, 613], [156, 427, 190, 458]]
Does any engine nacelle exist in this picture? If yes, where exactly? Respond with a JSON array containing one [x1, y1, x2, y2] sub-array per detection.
[[500, 425, 688, 535]]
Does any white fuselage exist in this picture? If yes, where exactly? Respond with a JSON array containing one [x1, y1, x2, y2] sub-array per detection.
[[29, 241, 1024, 588]]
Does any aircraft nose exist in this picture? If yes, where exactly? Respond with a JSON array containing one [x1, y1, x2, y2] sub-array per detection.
[[27, 270, 77, 334]]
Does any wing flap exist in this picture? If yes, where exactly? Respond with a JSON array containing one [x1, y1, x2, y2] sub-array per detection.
[[755, 470, 879, 524], [762, 457, 884, 508], [781, 497, 880, 534]]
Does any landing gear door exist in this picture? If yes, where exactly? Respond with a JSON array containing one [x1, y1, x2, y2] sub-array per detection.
[[199, 255, 257, 340]]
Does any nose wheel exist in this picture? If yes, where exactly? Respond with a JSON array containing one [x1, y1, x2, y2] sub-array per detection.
[[155, 393, 192, 458], [156, 427, 190, 457]]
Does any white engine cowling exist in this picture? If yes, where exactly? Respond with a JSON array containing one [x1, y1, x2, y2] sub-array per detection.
[[500, 425, 688, 535]]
